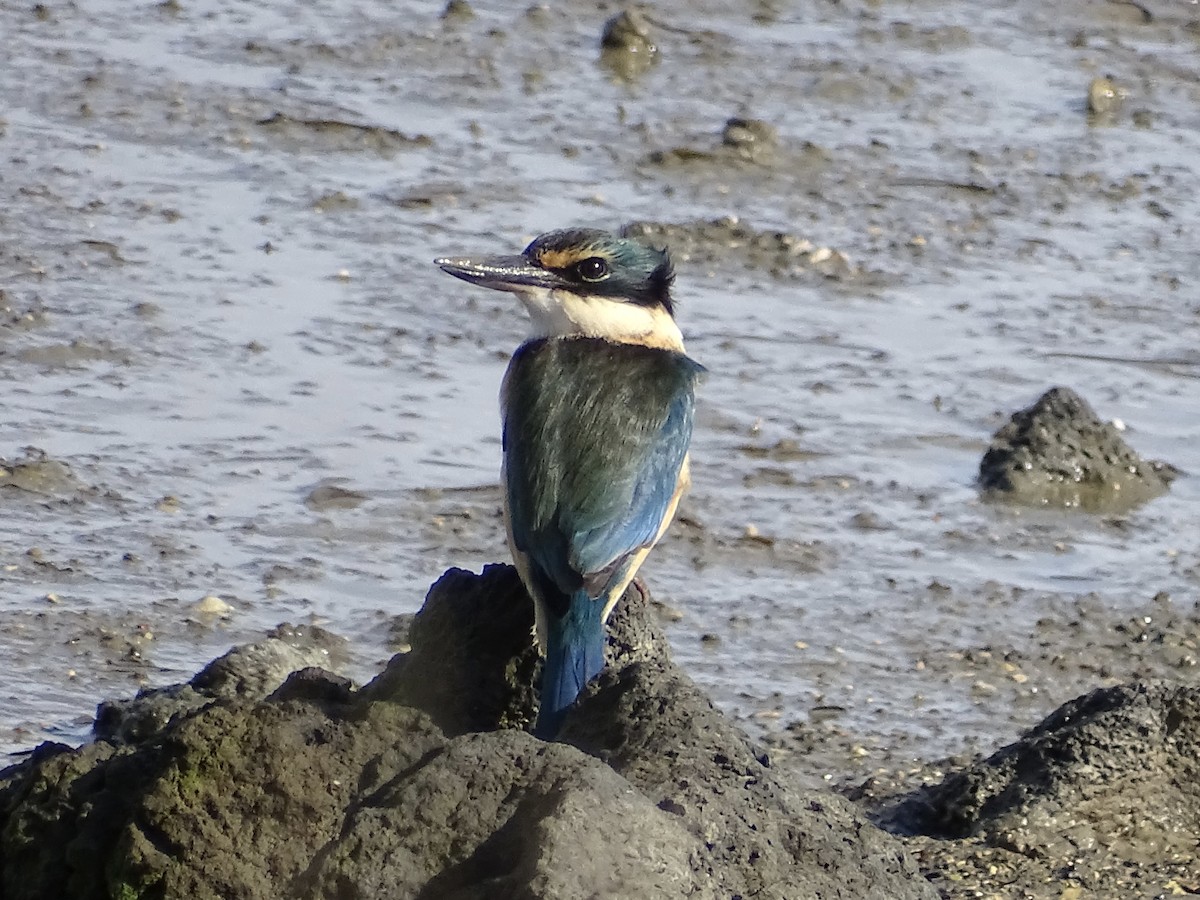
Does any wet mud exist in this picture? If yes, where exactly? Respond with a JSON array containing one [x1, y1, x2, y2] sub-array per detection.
[[2, 0, 1200, 896]]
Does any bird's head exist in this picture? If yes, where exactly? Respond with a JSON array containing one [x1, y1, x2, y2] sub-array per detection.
[[436, 228, 682, 350]]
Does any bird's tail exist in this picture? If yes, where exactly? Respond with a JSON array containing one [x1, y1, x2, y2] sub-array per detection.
[[535, 589, 606, 740]]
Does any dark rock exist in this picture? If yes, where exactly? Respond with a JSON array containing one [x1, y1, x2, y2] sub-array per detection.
[[328, 568, 935, 899], [303, 730, 703, 900], [95, 631, 340, 745], [979, 386, 1176, 512], [881, 681, 1200, 873], [270, 666, 354, 704], [0, 565, 937, 899], [566, 658, 932, 898], [93, 681, 201, 745], [193, 627, 341, 699], [2, 689, 438, 900], [360, 564, 541, 735]]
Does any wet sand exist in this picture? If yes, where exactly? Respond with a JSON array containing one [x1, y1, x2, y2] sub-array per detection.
[[2, 1, 1199, 892]]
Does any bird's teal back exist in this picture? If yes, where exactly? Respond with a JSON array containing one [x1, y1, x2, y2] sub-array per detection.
[[502, 336, 703, 616]]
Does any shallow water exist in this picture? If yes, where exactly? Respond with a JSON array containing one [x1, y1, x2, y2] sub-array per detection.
[[2, 0, 1198, 776]]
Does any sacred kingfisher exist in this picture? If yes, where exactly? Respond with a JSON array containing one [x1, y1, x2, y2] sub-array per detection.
[[436, 228, 703, 738]]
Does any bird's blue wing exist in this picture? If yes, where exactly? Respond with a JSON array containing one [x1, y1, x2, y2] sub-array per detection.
[[569, 385, 693, 581], [502, 338, 702, 611]]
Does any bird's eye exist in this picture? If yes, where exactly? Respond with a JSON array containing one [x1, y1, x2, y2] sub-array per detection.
[[574, 257, 610, 282]]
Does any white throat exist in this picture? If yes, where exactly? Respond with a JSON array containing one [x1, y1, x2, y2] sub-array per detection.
[[515, 286, 684, 352]]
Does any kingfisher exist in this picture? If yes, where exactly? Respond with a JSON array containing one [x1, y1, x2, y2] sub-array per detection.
[[436, 228, 703, 738]]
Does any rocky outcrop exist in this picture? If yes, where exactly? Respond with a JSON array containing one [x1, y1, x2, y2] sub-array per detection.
[[0, 565, 936, 900], [94, 625, 343, 745], [6, 567, 1200, 899], [880, 681, 1200, 890]]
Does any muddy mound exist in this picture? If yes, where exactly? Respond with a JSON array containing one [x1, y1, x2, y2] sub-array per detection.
[[881, 681, 1200, 891], [623, 217, 858, 281], [0, 566, 935, 900], [979, 386, 1176, 511]]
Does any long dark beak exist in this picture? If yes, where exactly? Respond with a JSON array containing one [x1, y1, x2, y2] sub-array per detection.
[[435, 254, 566, 292]]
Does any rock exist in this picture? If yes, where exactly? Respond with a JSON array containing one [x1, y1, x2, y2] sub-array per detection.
[[566, 658, 933, 898], [361, 564, 541, 734], [303, 730, 704, 900], [1087, 75, 1125, 120], [439, 0, 474, 23], [881, 681, 1200, 878], [0, 447, 81, 497], [1, 694, 439, 900], [193, 625, 343, 699], [599, 10, 658, 80], [193, 594, 232, 616], [600, 9, 656, 55], [0, 565, 936, 899], [94, 628, 341, 745], [722, 117, 779, 162], [978, 386, 1176, 512]]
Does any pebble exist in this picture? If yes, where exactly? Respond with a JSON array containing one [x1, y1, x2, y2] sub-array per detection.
[[195, 595, 233, 617]]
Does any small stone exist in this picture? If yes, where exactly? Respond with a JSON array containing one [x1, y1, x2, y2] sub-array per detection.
[[600, 10, 658, 79], [195, 595, 233, 617], [722, 118, 779, 162], [1087, 76, 1124, 117], [601, 9, 656, 54], [440, 0, 474, 22]]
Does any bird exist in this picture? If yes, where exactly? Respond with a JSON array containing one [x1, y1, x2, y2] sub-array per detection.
[[436, 227, 703, 738]]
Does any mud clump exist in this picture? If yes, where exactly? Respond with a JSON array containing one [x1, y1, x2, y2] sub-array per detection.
[[624, 216, 857, 281], [0, 565, 936, 900], [0, 447, 83, 497], [255, 111, 432, 157], [979, 386, 1176, 512], [642, 121, 832, 183], [599, 10, 658, 80], [1087, 75, 1127, 123], [439, 0, 474, 24], [721, 117, 780, 162]]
